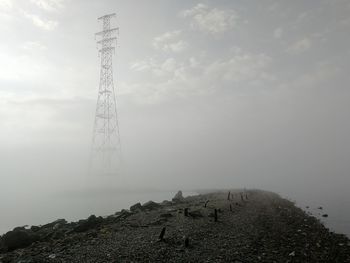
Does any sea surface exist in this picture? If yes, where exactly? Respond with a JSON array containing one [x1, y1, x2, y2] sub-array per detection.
[[281, 190, 350, 238], [0, 189, 196, 235]]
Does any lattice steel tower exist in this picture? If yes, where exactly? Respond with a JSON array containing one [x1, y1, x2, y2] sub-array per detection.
[[90, 13, 121, 175]]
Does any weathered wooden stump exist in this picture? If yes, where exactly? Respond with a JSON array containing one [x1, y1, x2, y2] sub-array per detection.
[[184, 208, 189, 217], [159, 227, 166, 241], [185, 236, 190, 248]]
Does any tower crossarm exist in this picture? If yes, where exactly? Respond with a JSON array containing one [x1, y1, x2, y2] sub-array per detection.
[[95, 28, 119, 36], [98, 13, 116, 20], [97, 37, 117, 44]]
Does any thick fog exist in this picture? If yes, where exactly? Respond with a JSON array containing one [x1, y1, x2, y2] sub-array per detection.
[[0, 0, 349, 234]]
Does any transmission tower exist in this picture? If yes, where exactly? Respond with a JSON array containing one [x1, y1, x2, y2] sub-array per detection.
[[90, 13, 121, 175]]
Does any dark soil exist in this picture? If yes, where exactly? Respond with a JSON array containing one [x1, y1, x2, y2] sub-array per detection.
[[1, 190, 349, 262]]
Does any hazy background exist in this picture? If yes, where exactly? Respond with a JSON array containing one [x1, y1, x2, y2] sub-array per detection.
[[0, 0, 349, 235]]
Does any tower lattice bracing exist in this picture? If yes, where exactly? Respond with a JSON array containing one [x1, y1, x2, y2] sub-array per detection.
[[90, 13, 121, 175]]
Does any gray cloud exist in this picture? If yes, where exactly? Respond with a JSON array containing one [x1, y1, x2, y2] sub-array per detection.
[[181, 3, 239, 34]]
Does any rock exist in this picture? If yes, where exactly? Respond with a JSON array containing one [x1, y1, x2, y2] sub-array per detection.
[[2, 229, 39, 251], [16, 259, 34, 263], [53, 220, 67, 230], [322, 214, 328, 218], [0, 238, 7, 253], [130, 202, 142, 212], [172, 191, 184, 202], [42, 219, 67, 229], [51, 229, 66, 240], [113, 209, 132, 221], [142, 201, 161, 210], [148, 218, 167, 226], [0, 254, 15, 263], [119, 209, 132, 218], [188, 210, 203, 218], [13, 226, 26, 231], [73, 215, 101, 233], [161, 200, 173, 206], [30, 226, 40, 232], [160, 213, 173, 218]]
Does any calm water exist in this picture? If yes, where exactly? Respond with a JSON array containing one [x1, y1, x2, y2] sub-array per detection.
[[0, 189, 196, 235], [282, 191, 350, 237]]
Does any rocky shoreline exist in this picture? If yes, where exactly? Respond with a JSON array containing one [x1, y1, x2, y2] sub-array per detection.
[[0, 189, 349, 262]]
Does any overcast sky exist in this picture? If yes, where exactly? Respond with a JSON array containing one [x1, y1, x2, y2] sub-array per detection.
[[0, 0, 349, 196]]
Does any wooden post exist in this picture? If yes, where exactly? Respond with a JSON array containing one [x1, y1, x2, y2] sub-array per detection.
[[227, 191, 231, 200], [185, 236, 190, 248], [214, 209, 218, 222], [159, 227, 166, 241], [184, 208, 189, 217]]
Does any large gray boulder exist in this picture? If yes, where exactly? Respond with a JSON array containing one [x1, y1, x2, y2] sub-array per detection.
[[115, 209, 132, 219], [73, 215, 101, 233], [142, 201, 161, 210], [172, 190, 184, 202], [42, 219, 67, 229], [2, 229, 39, 251], [130, 202, 142, 212], [161, 200, 172, 206]]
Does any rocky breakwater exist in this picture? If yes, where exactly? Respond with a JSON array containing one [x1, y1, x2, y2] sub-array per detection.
[[0, 190, 350, 262]]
